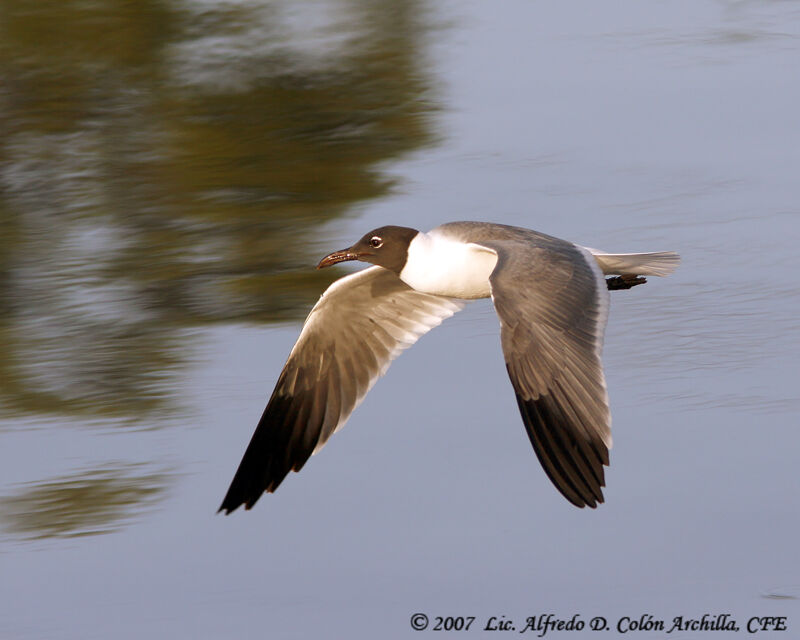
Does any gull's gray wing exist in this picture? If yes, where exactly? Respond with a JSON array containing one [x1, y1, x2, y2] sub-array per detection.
[[219, 266, 465, 513], [487, 237, 611, 508]]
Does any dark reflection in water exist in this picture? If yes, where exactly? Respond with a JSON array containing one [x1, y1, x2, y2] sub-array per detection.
[[0, 466, 169, 540], [0, 0, 437, 538], [761, 587, 800, 601], [0, 0, 436, 419]]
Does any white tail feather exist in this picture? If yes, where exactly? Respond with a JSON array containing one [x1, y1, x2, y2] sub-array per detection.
[[585, 249, 681, 277]]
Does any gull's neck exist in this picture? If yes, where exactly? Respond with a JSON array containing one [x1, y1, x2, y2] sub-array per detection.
[[398, 230, 498, 299]]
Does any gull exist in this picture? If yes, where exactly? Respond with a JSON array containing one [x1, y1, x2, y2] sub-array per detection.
[[219, 222, 679, 513]]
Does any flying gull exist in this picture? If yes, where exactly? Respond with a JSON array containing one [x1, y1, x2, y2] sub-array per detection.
[[219, 222, 679, 513]]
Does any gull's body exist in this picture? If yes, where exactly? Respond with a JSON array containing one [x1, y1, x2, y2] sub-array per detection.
[[219, 222, 679, 513]]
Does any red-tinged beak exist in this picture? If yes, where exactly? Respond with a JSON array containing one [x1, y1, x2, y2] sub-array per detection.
[[317, 249, 364, 269]]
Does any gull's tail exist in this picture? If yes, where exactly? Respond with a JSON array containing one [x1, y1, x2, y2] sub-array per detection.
[[586, 250, 681, 277]]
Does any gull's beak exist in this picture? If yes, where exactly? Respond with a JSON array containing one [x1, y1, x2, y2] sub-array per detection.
[[317, 248, 361, 269]]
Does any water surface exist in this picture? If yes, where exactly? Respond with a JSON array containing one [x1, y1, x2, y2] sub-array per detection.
[[1, 1, 799, 638]]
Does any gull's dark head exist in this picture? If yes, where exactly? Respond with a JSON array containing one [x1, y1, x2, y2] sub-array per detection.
[[317, 225, 419, 275]]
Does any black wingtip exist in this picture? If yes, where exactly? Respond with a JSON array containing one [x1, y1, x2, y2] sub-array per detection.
[[515, 392, 609, 509], [577, 491, 604, 510], [217, 480, 254, 515], [217, 498, 237, 515], [217, 390, 310, 515], [217, 482, 242, 514], [217, 488, 259, 515]]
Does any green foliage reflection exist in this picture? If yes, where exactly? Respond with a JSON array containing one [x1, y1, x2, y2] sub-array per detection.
[[0, 466, 169, 540], [0, 0, 437, 419]]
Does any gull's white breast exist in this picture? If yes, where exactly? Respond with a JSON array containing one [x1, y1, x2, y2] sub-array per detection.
[[398, 232, 498, 299]]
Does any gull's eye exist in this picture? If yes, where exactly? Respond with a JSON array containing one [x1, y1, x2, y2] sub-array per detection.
[[369, 236, 383, 248]]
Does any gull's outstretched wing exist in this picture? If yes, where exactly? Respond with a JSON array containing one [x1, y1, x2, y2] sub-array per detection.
[[487, 237, 612, 508], [219, 266, 464, 513]]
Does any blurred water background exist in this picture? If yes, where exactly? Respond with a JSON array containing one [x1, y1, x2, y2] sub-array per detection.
[[1, 1, 798, 638]]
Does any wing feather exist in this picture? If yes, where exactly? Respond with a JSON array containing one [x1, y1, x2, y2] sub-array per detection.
[[486, 238, 611, 508], [219, 266, 464, 513]]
